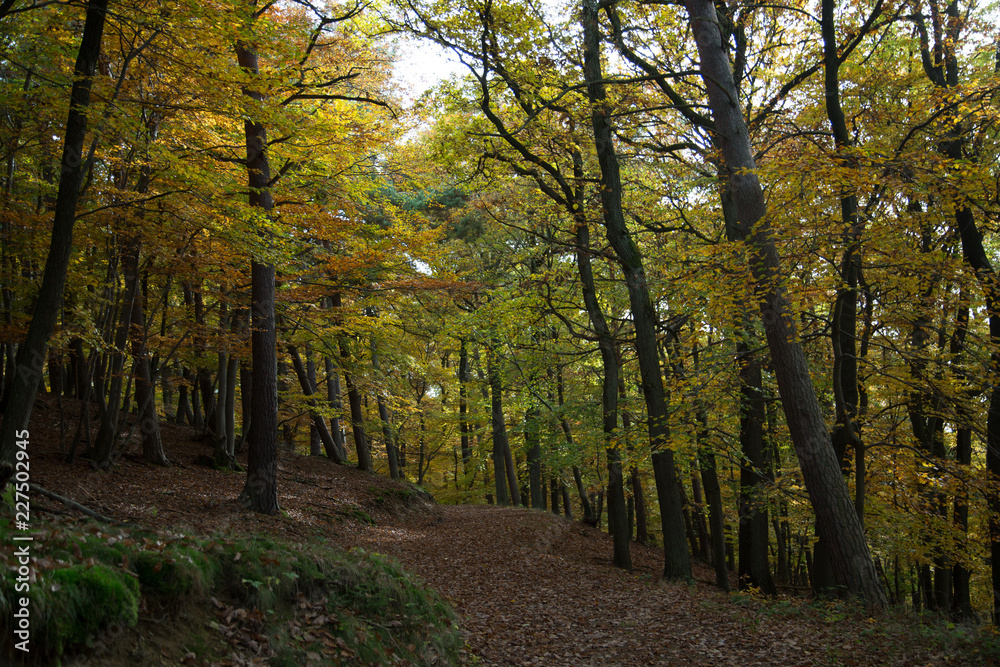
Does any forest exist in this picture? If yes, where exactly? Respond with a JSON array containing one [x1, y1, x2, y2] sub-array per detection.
[[1, 0, 1000, 656]]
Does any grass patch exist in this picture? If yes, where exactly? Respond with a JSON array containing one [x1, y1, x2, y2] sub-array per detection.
[[0, 516, 463, 665]]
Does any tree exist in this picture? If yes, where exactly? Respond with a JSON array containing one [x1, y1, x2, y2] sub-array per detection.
[[683, 0, 886, 605]]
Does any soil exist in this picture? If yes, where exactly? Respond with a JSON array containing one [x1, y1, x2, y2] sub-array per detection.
[[19, 392, 989, 666]]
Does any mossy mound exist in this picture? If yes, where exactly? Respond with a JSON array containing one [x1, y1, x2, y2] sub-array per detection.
[[0, 517, 462, 665]]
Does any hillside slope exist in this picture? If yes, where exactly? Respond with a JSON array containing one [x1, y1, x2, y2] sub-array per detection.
[[12, 393, 999, 665]]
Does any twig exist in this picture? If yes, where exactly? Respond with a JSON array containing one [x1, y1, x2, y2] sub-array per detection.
[[27, 483, 124, 525]]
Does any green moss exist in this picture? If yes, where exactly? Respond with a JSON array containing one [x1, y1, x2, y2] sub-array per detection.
[[134, 547, 213, 597], [38, 564, 140, 655], [1, 518, 463, 666]]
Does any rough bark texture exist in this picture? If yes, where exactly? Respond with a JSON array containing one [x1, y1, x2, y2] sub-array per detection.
[[581, 0, 688, 579], [289, 345, 345, 464], [487, 338, 515, 505], [684, 0, 885, 605], [0, 0, 109, 465], [235, 36, 279, 515]]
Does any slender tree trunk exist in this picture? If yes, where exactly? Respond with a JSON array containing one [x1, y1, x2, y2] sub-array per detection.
[[212, 296, 234, 466], [324, 355, 347, 460], [581, 2, 684, 577], [93, 252, 139, 468], [127, 245, 166, 466], [238, 360, 251, 452], [571, 206, 630, 568], [697, 417, 730, 591], [0, 0, 110, 463], [736, 347, 775, 594], [459, 338, 472, 471], [684, 0, 885, 605], [487, 337, 512, 505], [620, 378, 647, 545], [557, 367, 596, 523], [526, 405, 543, 509], [288, 345, 345, 463], [235, 33, 278, 514], [371, 338, 400, 479], [339, 341, 371, 470]]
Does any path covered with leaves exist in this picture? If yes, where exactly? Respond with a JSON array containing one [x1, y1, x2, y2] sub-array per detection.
[[23, 394, 988, 666], [349, 504, 951, 667]]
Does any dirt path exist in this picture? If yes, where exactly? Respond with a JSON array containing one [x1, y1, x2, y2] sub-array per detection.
[[23, 394, 971, 666], [348, 504, 875, 666]]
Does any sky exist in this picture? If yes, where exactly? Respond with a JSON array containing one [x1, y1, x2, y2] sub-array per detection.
[[390, 36, 468, 103]]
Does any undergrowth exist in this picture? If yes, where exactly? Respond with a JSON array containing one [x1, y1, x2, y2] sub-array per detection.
[[0, 516, 463, 665]]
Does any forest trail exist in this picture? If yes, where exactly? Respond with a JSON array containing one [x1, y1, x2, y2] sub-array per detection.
[[23, 394, 973, 666], [346, 504, 923, 667]]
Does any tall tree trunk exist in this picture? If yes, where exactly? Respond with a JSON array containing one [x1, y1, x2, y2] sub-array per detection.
[[212, 296, 234, 466], [235, 32, 278, 514], [0, 0, 110, 463], [92, 252, 139, 468], [323, 355, 347, 461], [371, 338, 400, 479], [684, 0, 885, 604], [525, 405, 543, 509], [572, 201, 630, 568], [620, 377, 647, 545], [697, 414, 730, 591], [127, 244, 166, 466], [487, 337, 512, 505], [459, 338, 472, 471], [912, 1, 999, 620], [339, 347, 371, 470], [556, 367, 595, 523], [581, 1, 684, 578], [734, 342, 775, 594], [288, 345, 345, 463]]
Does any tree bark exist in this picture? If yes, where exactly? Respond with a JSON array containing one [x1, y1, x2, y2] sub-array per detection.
[[487, 337, 512, 505], [323, 355, 348, 460], [526, 405, 543, 508], [235, 33, 279, 515], [582, 0, 685, 578], [684, 0, 885, 605], [0, 0, 110, 464], [289, 344, 345, 463]]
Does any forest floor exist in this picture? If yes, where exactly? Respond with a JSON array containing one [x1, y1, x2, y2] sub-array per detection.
[[19, 392, 1000, 666]]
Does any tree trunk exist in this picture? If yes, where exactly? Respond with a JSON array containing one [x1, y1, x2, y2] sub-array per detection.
[[92, 256, 138, 468], [288, 345, 345, 463], [736, 347, 775, 594], [0, 0, 110, 463], [127, 244, 166, 466], [526, 405, 543, 509], [572, 187, 630, 568], [235, 34, 279, 515], [323, 355, 348, 461], [487, 337, 512, 505], [581, 0, 685, 578], [684, 0, 885, 605], [459, 338, 472, 471], [212, 297, 234, 466], [371, 339, 400, 479]]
